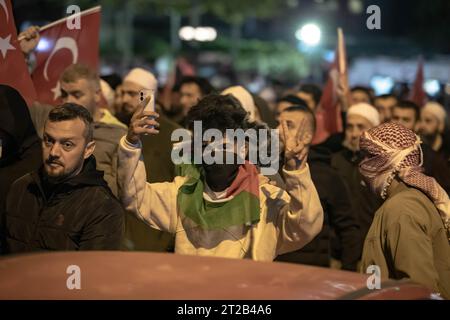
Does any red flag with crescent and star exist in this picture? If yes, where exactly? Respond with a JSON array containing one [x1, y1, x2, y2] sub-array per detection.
[[0, 0, 37, 106], [32, 6, 101, 105]]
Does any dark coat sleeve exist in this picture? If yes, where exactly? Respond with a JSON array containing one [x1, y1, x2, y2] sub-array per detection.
[[79, 191, 125, 250], [328, 173, 362, 271]]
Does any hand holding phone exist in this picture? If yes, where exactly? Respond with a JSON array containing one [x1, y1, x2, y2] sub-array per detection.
[[140, 89, 155, 132]]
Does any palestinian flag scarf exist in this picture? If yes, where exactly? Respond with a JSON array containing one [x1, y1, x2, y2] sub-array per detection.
[[176, 161, 260, 230]]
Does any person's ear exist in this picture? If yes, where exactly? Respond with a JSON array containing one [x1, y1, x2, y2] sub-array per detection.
[[84, 140, 96, 159], [438, 121, 445, 133]]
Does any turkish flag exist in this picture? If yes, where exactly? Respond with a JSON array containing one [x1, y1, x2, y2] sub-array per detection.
[[313, 28, 346, 145], [0, 0, 37, 106], [32, 6, 101, 105], [409, 56, 427, 107]]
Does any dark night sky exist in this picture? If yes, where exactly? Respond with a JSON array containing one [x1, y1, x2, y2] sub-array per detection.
[[11, 0, 450, 55]]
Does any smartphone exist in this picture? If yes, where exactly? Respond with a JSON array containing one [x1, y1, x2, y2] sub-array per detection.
[[139, 89, 155, 132], [139, 89, 155, 114]]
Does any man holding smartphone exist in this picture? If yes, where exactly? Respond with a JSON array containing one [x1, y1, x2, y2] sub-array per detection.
[[117, 93, 324, 260]]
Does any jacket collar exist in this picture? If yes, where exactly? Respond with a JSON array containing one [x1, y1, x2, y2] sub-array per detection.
[[30, 156, 108, 200], [388, 180, 410, 199]]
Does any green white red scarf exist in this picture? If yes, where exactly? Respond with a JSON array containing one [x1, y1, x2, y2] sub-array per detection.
[[176, 162, 260, 230]]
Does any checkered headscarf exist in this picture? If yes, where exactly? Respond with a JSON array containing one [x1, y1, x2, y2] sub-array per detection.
[[359, 122, 450, 240]]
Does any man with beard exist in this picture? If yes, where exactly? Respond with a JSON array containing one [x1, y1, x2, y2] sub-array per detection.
[[28, 64, 127, 196], [275, 105, 361, 271], [359, 122, 450, 299], [116, 68, 158, 126], [374, 94, 397, 123], [117, 94, 323, 260], [331, 103, 383, 262], [418, 102, 450, 160], [1, 104, 124, 253], [392, 101, 450, 193], [59, 64, 127, 196]]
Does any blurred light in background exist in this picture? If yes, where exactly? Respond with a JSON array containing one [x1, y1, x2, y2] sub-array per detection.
[[196, 27, 217, 42], [36, 37, 50, 51], [348, 0, 364, 14], [179, 26, 217, 42], [424, 79, 440, 97], [322, 50, 335, 63], [295, 23, 321, 46], [155, 56, 171, 86], [179, 26, 196, 41], [370, 75, 395, 95]]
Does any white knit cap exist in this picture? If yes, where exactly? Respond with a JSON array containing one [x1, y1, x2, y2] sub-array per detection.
[[347, 103, 380, 127], [123, 68, 157, 90], [100, 79, 114, 108], [422, 102, 447, 125], [221, 86, 257, 122]]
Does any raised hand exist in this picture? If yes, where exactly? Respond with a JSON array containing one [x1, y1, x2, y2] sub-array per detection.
[[19, 26, 40, 56], [337, 72, 351, 112], [126, 96, 160, 145], [280, 117, 313, 171]]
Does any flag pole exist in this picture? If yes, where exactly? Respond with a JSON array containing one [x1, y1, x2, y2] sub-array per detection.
[[337, 28, 346, 75], [17, 6, 101, 41]]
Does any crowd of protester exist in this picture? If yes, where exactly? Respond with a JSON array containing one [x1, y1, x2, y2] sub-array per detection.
[[0, 26, 449, 299]]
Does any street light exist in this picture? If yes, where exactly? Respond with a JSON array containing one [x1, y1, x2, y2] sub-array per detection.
[[295, 23, 321, 46], [178, 26, 217, 42]]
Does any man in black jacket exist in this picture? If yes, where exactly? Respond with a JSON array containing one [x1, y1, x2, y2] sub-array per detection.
[[331, 104, 383, 261], [1, 103, 124, 253], [275, 105, 361, 271]]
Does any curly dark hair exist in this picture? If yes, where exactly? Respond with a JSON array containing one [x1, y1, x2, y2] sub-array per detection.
[[186, 94, 249, 133]]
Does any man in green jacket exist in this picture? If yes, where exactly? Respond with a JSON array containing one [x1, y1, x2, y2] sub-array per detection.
[[359, 122, 450, 299]]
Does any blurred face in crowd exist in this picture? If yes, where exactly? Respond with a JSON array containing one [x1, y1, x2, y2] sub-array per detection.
[[375, 96, 397, 123], [297, 91, 317, 111], [121, 81, 143, 115], [42, 118, 95, 182], [351, 90, 371, 105], [418, 110, 442, 138], [345, 114, 373, 151], [392, 107, 417, 131], [180, 83, 202, 116], [60, 79, 100, 115]]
